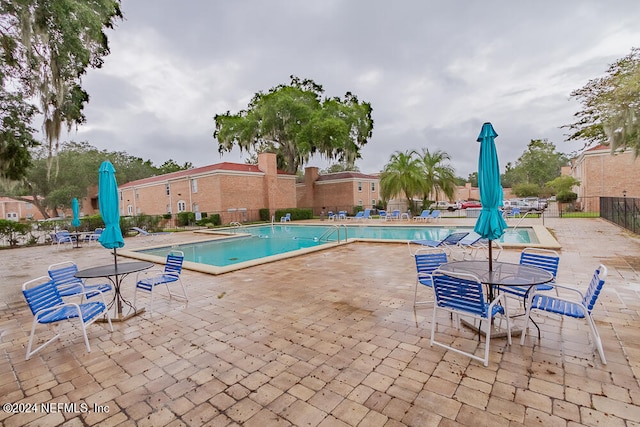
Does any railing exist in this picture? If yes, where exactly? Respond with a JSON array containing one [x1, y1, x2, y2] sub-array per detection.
[[318, 224, 348, 243], [229, 222, 245, 233], [601, 196, 640, 234]]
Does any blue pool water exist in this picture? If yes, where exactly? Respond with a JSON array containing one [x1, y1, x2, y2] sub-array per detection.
[[136, 224, 538, 268]]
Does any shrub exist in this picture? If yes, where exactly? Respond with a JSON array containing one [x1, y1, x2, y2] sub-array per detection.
[[259, 208, 270, 221], [556, 191, 578, 203], [0, 220, 31, 247], [274, 208, 313, 221], [177, 211, 196, 227]]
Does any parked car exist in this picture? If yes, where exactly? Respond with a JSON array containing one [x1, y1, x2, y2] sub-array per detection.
[[524, 197, 547, 210], [429, 201, 459, 211], [505, 199, 539, 213], [460, 200, 482, 209]]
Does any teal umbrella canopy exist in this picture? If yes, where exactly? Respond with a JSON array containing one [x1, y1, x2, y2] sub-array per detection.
[[473, 122, 507, 244], [97, 161, 125, 250], [71, 198, 81, 228]]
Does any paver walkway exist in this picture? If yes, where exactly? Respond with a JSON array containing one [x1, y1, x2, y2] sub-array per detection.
[[1, 218, 640, 426]]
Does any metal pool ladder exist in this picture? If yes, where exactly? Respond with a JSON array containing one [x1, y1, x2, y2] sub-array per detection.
[[230, 222, 245, 233], [318, 224, 348, 243]]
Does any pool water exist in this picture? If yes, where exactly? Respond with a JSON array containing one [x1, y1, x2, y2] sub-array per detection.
[[136, 224, 538, 267]]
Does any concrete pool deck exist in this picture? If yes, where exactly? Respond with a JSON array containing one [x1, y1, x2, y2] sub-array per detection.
[[1, 217, 640, 425]]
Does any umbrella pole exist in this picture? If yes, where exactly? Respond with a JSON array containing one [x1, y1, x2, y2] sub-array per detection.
[[488, 240, 493, 272], [113, 249, 122, 317]]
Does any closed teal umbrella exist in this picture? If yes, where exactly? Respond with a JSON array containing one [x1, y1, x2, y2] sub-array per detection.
[[71, 198, 81, 228], [473, 122, 507, 271], [97, 161, 124, 264]]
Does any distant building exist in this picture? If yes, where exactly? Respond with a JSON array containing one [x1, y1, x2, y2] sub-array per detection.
[[296, 167, 380, 215], [118, 153, 296, 223], [569, 145, 638, 212], [0, 196, 44, 221]]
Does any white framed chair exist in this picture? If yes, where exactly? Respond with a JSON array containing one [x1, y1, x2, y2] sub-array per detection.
[[431, 270, 511, 366], [413, 248, 448, 307], [134, 250, 188, 312], [22, 276, 113, 360], [521, 264, 608, 364], [48, 261, 112, 301]]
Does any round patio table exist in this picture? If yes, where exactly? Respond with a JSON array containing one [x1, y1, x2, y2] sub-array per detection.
[[438, 260, 553, 301], [75, 261, 153, 321], [437, 260, 554, 337]]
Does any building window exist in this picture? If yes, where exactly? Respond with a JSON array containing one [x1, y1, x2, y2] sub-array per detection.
[[26, 203, 32, 210], [192, 203, 199, 212], [191, 179, 198, 193], [358, 181, 362, 192], [127, 205, 133, 215], [372, 199, 376, 207], [371, 182, 375, 192], [165, 183, 170, 196], [177, 200, 186, 212], [135, 190, 139, 200], [358, 199, 363, 206], [120, 191, 123, 201]]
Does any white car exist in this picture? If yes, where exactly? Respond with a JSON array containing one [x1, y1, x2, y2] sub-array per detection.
[[428, 201, 459, 211]]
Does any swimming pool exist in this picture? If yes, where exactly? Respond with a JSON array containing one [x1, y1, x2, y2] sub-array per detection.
[[129, 224, 540, 273]]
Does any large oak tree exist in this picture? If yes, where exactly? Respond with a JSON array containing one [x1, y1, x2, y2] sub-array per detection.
[[214, 76, 374, 174]]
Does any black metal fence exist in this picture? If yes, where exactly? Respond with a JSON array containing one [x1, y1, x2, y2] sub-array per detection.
[[600, 196, 640, 234]]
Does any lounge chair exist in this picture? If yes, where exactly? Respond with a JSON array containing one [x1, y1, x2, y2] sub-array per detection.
[[427, 209, 441, 222], [521, 264, 607, 364], [456, 232, 502, 261], [362, 209, 372, 220], [327, 211, 335, 221], [280, 213, 291, 222], [504, 207, 521, 219], [413, 210, 431, 221], [387, 210, 401, 221], [22, 276, 113, 360], [413, 248, 448, 307], [347, 211, 364, 221], [130, 226, 166, 237], [134, 250, 188, 312], [337, 211, 347, 220], [48, 261, 113, 300], [431, 270, 511, 367], [378, 210, 387, 220]]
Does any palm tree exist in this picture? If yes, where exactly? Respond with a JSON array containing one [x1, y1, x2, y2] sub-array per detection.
[[379, 150, 423, 208], [419, 148, 456, 203]]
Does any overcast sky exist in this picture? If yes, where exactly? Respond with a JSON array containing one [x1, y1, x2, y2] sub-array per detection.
[[74, 1, 640, 177]]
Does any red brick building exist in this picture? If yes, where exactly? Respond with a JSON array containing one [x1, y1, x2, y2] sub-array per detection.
[[118, 153, 296, 223], [569, 145, 639, 212]]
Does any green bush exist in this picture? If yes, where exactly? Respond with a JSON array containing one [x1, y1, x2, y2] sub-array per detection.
[[0, 219, 31, 247], [274, 208, 313, 221], [196, 213, 220, 226], [556, 191, 578, 203], [259, 208, 270, 221], [177, 211, 196, 226]]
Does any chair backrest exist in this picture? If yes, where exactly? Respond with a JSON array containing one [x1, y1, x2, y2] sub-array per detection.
[[94, 228, 103, 235], [363, 209, 371, 218], [165, 251, 185, 275], [440, 232, 470, 246], [23, 276, 64, 315], [511, 208, 521, 216], [415, 249, 448, 276], [432, 270, 487, 317], [48, 261, 83, 288], [430, 210, 441, 218], [583, 264, 607, 312], [520, 248, 560, 279], [354, 211, 363, 218], [419, 210, 429, 217]]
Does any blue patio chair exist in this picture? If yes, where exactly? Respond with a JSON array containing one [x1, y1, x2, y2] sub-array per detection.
[[327, 211, 335, 221], [504, 207, 521, 219], [431, 270, 511, 367], [497, 248, 559, 304], [50, 230, 75, 248], [134, 250, 188, 312], [427, 209, 441, 222], [348, 211, 364, 220], [520, 264, 607, 364], [378, 210, 387, 220], [48, 261, 112, 300], [413, 248, 448, 307], [413, 210, 431, 222], [280, 213, 291, 222], [362, 209, 372, 220], [337, 211, 347, 220], [84, 228, 103, 243], [22, 276, 113, 360], [388, 210, 401, 220]]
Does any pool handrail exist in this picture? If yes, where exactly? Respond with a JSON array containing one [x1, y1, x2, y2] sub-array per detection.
[[318, 224, 348, 243]]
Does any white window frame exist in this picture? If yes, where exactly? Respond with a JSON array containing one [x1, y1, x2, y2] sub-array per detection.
[[177, 200, 187, 213], [191, 179, 198, 193]]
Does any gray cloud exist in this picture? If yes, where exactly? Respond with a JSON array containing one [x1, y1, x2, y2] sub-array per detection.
[[72, 1, 640, 177]]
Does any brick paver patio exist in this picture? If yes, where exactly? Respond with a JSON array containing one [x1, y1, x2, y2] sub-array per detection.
[[1, 218, 639, 426]]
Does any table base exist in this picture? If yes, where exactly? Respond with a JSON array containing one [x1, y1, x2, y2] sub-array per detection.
[[97, 307, 146, 323], [460, 318, 522, 338]]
